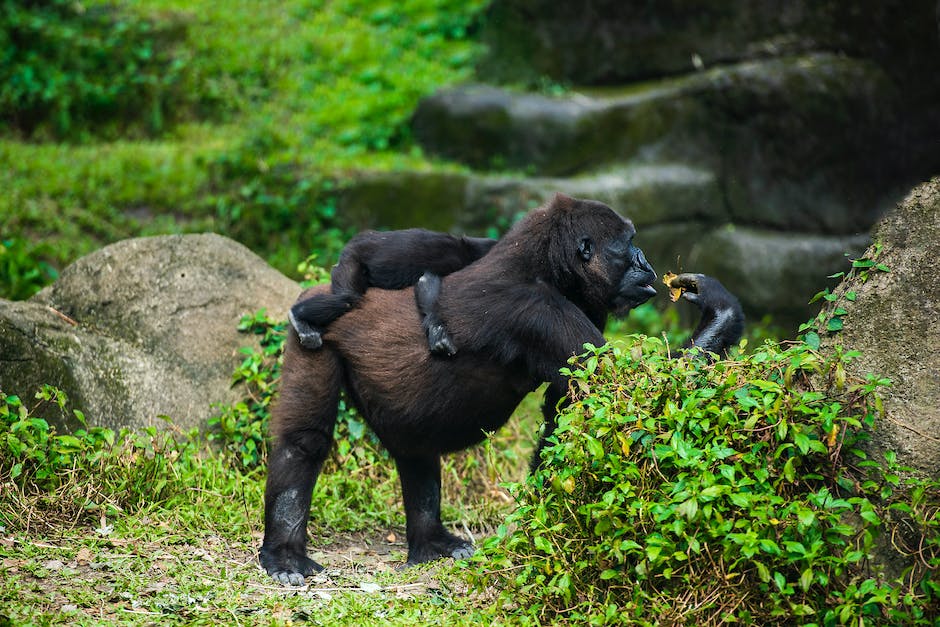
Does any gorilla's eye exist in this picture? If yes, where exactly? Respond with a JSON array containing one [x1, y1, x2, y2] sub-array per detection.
[[578, 237, 594, 261]]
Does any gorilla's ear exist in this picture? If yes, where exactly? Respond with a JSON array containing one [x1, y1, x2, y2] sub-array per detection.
[[578, 237, 594, 261]]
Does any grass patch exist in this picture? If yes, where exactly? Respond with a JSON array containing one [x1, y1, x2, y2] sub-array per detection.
[[1, 0, 487, 299], [0, 385, 528, 626]]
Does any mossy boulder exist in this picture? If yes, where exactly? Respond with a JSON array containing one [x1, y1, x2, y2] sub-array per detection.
[[478, 0, 940, 91], [414, 55, 919, 235], [687, 226, 870, 326], [822, 178, 940, 476], [337, 170, 470, 233], [0, 234, 298, 432]]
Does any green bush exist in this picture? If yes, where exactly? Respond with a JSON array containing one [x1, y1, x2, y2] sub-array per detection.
[[209, 151, 351, 275], [476, 338, 939, 625], [0, 386, 202, 527], [0, 0, 196, 140], [0, 238, 59, 300]]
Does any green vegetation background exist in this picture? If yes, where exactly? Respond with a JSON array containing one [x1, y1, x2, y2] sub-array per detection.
[[1, 0, 486, 300], [1, 2, 938, 625]]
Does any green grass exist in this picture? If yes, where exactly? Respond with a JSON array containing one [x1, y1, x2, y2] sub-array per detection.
[[1, 0, 486, 299], [0, 375, 538, 625]]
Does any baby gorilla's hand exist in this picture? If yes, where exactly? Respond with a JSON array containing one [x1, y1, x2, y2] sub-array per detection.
[[427, 323, 457, 356]]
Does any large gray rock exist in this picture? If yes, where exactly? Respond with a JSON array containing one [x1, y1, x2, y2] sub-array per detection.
[[0, 234, 299, 432], [823, 178, 940, 477], [413, 55, 920, 235], [478, 0, 940, 91]]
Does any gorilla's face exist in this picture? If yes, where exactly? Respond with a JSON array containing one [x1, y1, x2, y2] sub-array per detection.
[[605, 227, 657, 316], [550, 198, 657, 318]]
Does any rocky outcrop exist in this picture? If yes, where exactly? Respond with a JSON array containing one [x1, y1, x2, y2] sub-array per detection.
[[822, 178, 940, 477], [415, 55, 903, 203], [0, 234, 299, 432], [477, 0, 940, 92], [330, 2, 940, 329]]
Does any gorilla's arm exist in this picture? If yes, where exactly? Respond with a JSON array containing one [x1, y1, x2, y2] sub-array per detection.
[[670, 273, 745, 355], [415, 272, 457, 356], [290, 230, 496, 351], [520, 274, 742, 470]]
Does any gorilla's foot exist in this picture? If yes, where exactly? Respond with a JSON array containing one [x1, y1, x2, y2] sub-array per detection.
[[406, 528, 474, 565], [297, 330, 324, 351], [288, 310, 324, 350], [427, 324, 457, 357], [259, 546, 323, 586]]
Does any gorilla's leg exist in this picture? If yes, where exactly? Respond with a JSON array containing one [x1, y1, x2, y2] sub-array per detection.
[[289, 249, 370, 350], [260, 336, 341, 585], [260, 430, 330, 585], [289, 292, 361, 350], [415, 272, 457, 356], [396, 454, 474, 565]]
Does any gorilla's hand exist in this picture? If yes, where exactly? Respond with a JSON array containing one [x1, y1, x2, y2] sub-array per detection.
[[672, 273, 744, 355]]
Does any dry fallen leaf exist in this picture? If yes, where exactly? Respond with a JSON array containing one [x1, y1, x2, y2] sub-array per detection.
[[76, 547, 93, 565]]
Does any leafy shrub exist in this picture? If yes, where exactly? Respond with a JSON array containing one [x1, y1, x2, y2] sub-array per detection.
[[0, 238, 59, 300], [0, 0, 196, 140], [476, 338, 939, 625], [0, 386, 201, 528], [210, 152, 350, 275]]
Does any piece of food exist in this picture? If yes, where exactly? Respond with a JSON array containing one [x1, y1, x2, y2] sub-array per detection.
[[663, 272, 683, 302]]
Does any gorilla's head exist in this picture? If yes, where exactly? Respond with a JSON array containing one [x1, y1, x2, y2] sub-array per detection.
[[538, 194, 657, 318]]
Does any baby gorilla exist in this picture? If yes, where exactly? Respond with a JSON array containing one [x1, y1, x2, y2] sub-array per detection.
[[289, 229, 496, 355]]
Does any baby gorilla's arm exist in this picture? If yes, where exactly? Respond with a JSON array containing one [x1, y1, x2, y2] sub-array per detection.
[[415, 272, 456, 356]]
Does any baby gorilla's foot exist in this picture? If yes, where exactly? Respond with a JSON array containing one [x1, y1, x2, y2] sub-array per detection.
[[288, 310, 324, 350]]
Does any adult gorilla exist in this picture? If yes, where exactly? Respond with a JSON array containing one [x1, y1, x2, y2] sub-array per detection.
[[260, 194, 744, 585]]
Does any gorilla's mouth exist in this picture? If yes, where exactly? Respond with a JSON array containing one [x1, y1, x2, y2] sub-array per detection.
[[610, 280, 657, 315]]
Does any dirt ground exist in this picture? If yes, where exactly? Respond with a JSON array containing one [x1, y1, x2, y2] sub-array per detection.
[[1, 524, 470, 624]]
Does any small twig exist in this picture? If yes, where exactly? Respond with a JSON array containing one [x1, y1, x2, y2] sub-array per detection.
[[46, 306, 78, 327], [883, 415, 940, 443], [460, 521, 475, 545]]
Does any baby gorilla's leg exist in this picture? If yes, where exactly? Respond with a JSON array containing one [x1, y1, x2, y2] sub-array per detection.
[[288, 307, 324, 350], [288, 292, 358, 350]]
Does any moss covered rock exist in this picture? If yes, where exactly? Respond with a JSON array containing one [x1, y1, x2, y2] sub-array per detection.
[[414, 54, 918, 235], [477, 0, 940, 91], [822, 178, 940, 476], [0, 234, 299, 432]]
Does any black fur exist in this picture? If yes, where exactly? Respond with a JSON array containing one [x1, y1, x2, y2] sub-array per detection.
[[670, 273, 745, 355], [260, 194, 744, 584], [289, 229, 496, 353]]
